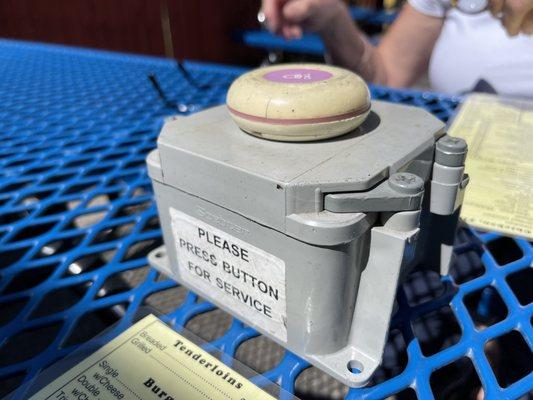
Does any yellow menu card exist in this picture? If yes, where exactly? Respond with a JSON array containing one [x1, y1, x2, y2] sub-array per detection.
[[449, 94, 532, 239], [29, 314, 276, 400]]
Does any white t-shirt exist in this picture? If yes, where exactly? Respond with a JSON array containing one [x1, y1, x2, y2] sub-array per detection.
[[408, 0, 533, 98]]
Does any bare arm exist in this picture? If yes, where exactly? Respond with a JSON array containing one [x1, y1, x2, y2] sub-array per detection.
[[263, 0, 444, 87], [323, 3, 443, 86]]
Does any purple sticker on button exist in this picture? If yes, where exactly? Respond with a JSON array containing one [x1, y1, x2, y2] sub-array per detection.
[[263, 68, 333, 83]]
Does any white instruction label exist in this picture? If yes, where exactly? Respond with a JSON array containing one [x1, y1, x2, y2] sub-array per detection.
[[170, 208, 287, 342]]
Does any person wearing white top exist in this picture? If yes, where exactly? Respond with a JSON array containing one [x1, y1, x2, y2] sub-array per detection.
[[261, 0, 533, 98]]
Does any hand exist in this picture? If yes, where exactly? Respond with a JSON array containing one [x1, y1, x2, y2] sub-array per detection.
[[261, 0, 348, 39], [489, 0, 533, 36]]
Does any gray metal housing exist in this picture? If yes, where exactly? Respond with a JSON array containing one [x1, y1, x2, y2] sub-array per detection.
[[147, 101, 468, 387]]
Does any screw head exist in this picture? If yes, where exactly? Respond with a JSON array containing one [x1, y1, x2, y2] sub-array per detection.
[[436, 135, 467, 154], [389, 172, 424, 194]]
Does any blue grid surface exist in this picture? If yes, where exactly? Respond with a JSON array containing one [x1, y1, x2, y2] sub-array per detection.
[[347, 6, 397, 24], [242, 31, 328, 56], [0, 40, 531, 400]]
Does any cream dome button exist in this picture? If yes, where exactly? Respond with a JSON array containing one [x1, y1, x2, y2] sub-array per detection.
[[226, 64, 371, 142]]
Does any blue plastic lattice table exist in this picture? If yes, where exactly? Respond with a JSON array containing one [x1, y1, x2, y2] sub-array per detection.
[[0, 40, 531, 400]]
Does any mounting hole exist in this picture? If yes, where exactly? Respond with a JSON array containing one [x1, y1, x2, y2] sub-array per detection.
[[347, 360, 364, 375], [154, 250, 165, 259]]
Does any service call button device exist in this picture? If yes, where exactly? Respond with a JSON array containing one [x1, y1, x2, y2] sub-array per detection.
[[226, 64, 370, 141], [146, 64, 469, 387]]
